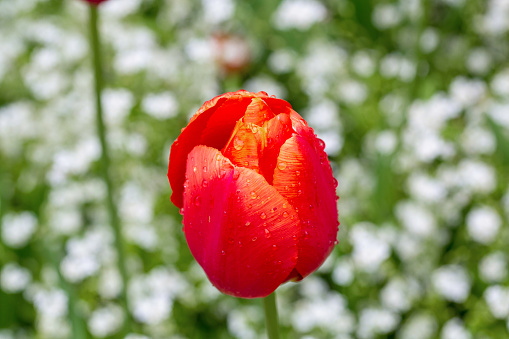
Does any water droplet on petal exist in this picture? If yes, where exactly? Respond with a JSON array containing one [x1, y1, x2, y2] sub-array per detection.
[[247, 204, 252, 209], [251, 126, 258, 133], [233, 171, 240, 180], [216, 154, 222, 161], [194, 196, 201, 206], [317, 138, 326, 150], [252, 237, 257, 242], [304, 231, 309, 240], [179, 208, 184, 215], [221, 250, 226, 255], [245, 221, 251, 227], [202, 180, 208, 188], [250, 191, 257, 199], [193, 166, 197, 173], [332, 177, 338, 188], [277, 162, 287, 170], [283, 212, 289, 218], [264, 229, 271, 238], [309, 204, 314, 210], [272, 244, 277, 249], [260, 212, 267, 219], [233, 137, 244, 150], [183, 179, 189, 188], [334, 239, 339, 245], [203, 166, 207, 173]]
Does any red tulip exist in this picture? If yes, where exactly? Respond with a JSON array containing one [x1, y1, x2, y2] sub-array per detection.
[[168, 90, 339, 298], [81, 0, 109, 5]]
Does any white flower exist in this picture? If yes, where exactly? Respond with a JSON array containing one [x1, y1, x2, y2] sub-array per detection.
[[201, 0, 234, 24], [142, 92, 178, 120], [350, 222, 391, 272], [88, 304, 124, 338], [337, 80, 368, 105], [351, 51, 376, 77], [268, 49, 296, 74], [407, 173, 447, 204], [479, 252, 507, 283], [457, 160, 496, 194], [461, 127, 496, 155], [292, 293, 354, 334], [98, 267, 123, 299], [33, 289, 68, 319], [449, 77, 486, 108], [484, 285, 509, 319], [332, 258, 354, 286], [380, 277, 419, 312], [466, 48, 492, 75], [273, 0, 327, 31], [432, 265, 471, 303], [466, 206, 501, 244], [398, 313, 437, 339], [396, 201, 436, 237], [1, 211, 37, 248], [420, 28, 439, 53], [357, 307, 400, 339], [374, 130, 397, 155], [128, 267, 187, 325], [0, 263, 32, 293], [491, 68, 509, 97], [102, 88, 135, 126], [372, 4, 402, 30], [441, 318, 471, 339]]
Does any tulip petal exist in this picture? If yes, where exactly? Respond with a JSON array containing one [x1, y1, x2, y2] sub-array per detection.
[[259, 113, 294, 184], [169, 91, 259, 208], [243, 97, 275, 126], [222, 120, 264, 173], [183, 145, 300, 298], [273, 135, 339, 279]]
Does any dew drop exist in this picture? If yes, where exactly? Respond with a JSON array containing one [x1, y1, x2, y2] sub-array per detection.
[[250, 191, 257, 199], [193, 166, 197, 173], [245, 221, 251, 227], [251, 126, 258, 133], [304, 231, 309, 240], [233, 137, 244, 150], [203, 166, 208, 173], [221, 250, 226, 255], [309, 204, 314, 210], [332, 177, 338, 188], [202, 180, 208, 188], [317, 138, 326, 150], [260, 212, 267, 219], [334, 239, 339, 245], [248, 204, 253, 209], [194, 196, 201, 207], [216, 154, 222, 161], [183, 179, 189, 188], [252, 237, 257, 242], [283, 211, 289, 218], [179, 208, 184, 215], [236, 189, 241, 194], [264, 229, 271, 238], [297, 190, 302, 195], [296, 170, 301, 176], [282, 203, 287, 208], [233, 171, 240, 180], [272, 244, 277, 249], [277, 162, 287, 170]]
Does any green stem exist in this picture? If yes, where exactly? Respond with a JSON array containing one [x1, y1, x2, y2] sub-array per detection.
[[263, 292, 280, 339], [89, 4, 131, 334]]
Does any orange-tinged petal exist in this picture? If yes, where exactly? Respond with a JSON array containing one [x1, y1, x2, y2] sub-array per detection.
[[273, 135, 339, 279], [183, 145, 299, 298], [169, 91, 258, 208], [243, 97, 276, 126]]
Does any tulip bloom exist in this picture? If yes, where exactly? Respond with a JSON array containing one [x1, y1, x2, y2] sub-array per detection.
[[168, 90, 339, 298], [82, 0, 109, 5]]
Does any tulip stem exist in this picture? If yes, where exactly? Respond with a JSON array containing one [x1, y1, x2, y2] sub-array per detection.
[[89, 4, 131, 334], [263, 292, 280, 339]]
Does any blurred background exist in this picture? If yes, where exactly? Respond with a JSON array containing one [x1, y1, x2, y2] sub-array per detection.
[[1, 0, 508, 338]]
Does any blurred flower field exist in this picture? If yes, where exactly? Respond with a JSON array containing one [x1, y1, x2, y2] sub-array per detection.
[[1, 0, 509, 338]]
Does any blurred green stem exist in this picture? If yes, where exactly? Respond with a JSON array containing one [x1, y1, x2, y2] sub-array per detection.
[[89, 4, 131, 333], [263, 292, 280, 339]]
